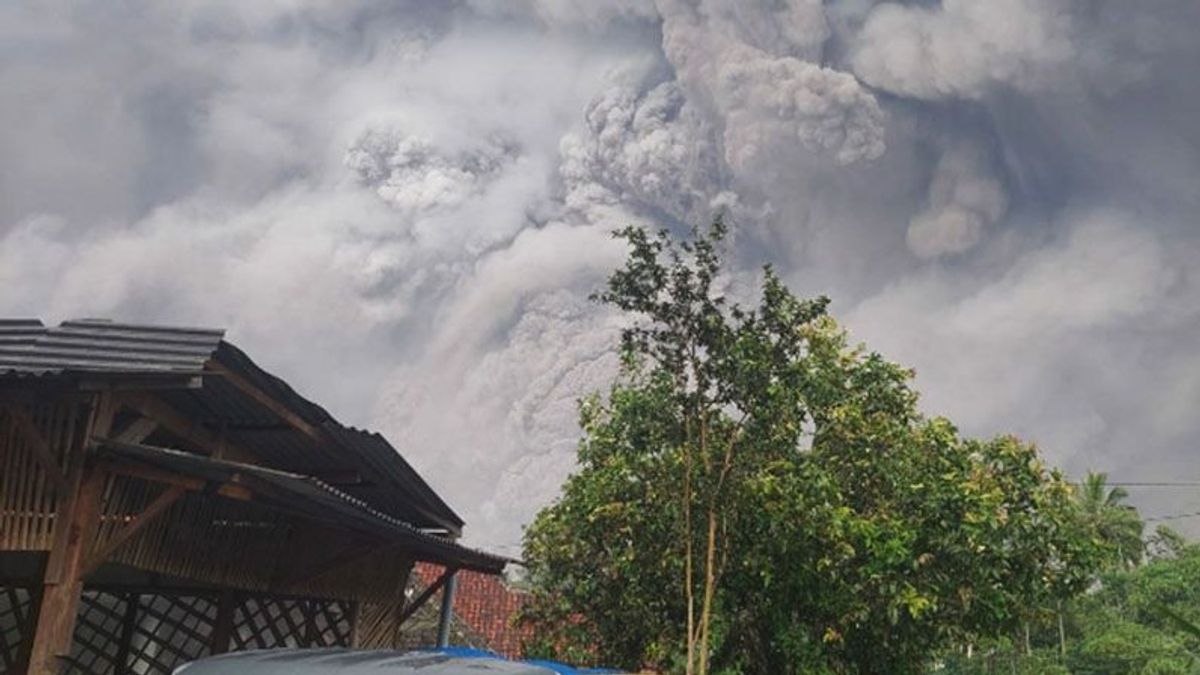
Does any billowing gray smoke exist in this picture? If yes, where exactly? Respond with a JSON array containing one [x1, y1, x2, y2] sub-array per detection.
[[2, 1, 1198, 554]]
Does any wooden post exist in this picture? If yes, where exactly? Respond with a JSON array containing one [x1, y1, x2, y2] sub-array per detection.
[[210, 590, 237, 655], [26, 394, 115, 675], [26, 466, 107, 674], [114, 592, 139, 672], [9, 583, 42, 675], [346, 601, 361, 648]]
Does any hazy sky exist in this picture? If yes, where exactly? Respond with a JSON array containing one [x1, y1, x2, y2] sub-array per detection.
[[3, 1, 1199, 555]]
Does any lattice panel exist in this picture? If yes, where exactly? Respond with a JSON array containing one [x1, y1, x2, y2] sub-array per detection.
[[64, 591, 128, 675], [230, 597, 353, 651], [305, 600, 354, 647], [60, 592, 216, 675], [125, 594, 216, 675], [0, 586, 35, 674]]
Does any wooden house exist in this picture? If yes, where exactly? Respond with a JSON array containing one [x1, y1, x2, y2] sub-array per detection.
[[0, 319, 507, 674]]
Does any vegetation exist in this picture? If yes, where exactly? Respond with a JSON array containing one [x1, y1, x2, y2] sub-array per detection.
[[938, 526, 1200, 675], [520, 221, 1134, 674]]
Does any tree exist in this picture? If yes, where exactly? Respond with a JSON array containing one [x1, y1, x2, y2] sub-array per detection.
[[521, 221, 1105, 674], [1078, 472, 1145, 570]]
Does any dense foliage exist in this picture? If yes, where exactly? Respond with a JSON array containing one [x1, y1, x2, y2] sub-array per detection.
[[520, 222, 1113, 674], [939, 527, 1200, 675]]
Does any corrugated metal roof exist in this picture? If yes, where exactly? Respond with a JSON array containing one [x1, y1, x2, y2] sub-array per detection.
[[97, 440, 510, 574], [0, 318, 223, 375], [2, 317, 468, 541], [325, 425, 465, 530]]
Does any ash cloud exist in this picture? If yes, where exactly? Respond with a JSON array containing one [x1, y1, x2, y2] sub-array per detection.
[[2, 0, 1199, 549]]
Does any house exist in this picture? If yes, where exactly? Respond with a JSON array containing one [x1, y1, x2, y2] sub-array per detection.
[[0, 319, 509, 675]]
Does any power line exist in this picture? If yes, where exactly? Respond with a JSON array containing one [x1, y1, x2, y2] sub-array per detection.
[[1144, 510, 1200, 523], [1073, 481, 1200, 488]]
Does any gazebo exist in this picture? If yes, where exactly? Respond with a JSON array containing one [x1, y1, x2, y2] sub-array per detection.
[[0, 319, 507, 675]]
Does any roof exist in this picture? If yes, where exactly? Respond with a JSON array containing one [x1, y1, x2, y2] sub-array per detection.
[[413, 563, 533, 659], [0, 318, 464, 534], [96, 441, 509, 575], [0, 318, 223, 374]]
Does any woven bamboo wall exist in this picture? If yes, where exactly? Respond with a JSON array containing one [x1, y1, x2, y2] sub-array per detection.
[[2, 394, 429, 673], [0, 400, 86, 552]]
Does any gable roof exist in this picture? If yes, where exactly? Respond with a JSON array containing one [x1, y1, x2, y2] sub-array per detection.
[[0, 318, 222, 374], [0, 317, 475, 544]]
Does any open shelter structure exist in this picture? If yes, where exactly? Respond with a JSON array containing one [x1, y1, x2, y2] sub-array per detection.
[[0, 319, 507, 675]]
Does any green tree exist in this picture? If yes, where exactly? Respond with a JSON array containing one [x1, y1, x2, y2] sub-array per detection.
[[1077, 473, 1145, 570], [521, 221, 1105, 674]]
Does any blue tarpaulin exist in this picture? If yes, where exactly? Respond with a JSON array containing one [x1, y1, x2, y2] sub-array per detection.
[[172, 647, 622, 674]]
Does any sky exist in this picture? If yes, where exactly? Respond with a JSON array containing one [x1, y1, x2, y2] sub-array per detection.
[[2, 0, 1199, 556]]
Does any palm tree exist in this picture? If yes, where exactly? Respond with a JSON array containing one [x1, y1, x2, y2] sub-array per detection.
[[1078, 472, 1145, 570]]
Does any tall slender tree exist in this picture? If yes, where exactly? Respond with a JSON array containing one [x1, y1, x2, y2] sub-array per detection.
[[1078, 472, 1145, 570]]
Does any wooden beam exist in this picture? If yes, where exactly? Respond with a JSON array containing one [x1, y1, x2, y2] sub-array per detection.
[[114, 592, 139, 673], [205, 361, 323, 442], [80, 485, 187, 578], [78, 375, 204, 391], [100, 459, 253, 504], [397, 567, 456, 625], [117, 392, 259, 463], [216, 483, 253, 501], [111, 415, 159, 444], [3, 405, 69, 494], [101, 462, 205, 492], [210, 590, 238, 655]]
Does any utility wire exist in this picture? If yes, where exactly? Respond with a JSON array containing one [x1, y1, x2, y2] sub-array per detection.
[[1068, 481, 1200, 488], [1144, 510, 1200, 523]]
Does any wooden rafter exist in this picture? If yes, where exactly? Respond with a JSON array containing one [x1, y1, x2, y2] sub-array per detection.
[[204, 361, 323, 442], [80, 484, 188, 579], [100, 459, 253, 503], [111, 415, 159, 444], [101, 462, 205, 492], [116, 392, 258, 463], [3, 405, 69, 494]]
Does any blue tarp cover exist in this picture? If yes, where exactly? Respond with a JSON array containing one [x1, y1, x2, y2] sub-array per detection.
[[172, 647, 621, 675]]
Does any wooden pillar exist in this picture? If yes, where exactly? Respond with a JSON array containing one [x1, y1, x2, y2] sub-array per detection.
[[26, 466, 106, 674], [303, 600, 320, 647], [114, 592, 139, 672], [26, 394, 115, 675], [346, 601, 360, 648], [8, 583, 42, 675], [210, 590, 238, 655]]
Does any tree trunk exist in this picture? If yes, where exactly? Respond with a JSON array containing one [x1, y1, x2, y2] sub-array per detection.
[[1057, 600, 1067, 661], [683, 445, 695, 675], [697, 510, 718, 675]]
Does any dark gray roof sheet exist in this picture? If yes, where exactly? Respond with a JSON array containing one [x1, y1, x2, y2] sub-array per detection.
[[0, 318, 223, 374], [1, 317, 472, 547], [97, 440, 510, 574]]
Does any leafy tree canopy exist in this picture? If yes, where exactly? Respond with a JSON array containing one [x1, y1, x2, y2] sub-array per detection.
[[521, 221, 1112, 674]]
